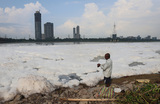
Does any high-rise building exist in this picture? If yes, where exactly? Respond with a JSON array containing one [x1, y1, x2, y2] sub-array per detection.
[[73, 25, 80, 39], [112, 34, 117, 39], [76, 26, 80, 36], [44, 22, 54, 39], [34, 11, 42, 40], [145, 35, 151, 40], [73, 27, 76, 38]]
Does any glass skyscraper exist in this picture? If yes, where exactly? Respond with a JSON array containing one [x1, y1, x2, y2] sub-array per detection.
[[34, 11, 42, 40]]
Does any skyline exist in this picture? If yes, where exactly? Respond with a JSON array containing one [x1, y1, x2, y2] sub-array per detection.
[[0, 0, 160, 39]]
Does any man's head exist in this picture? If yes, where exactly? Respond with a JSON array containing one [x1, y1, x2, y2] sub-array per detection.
[[105, 53, 110, 60]]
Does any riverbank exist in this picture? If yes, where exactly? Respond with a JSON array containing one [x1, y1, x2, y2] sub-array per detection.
[[1, 37, 160, 44], [2, 73, 160, 104]]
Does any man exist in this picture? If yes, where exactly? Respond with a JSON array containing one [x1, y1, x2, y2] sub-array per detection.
[[97, 53, 112, 87]]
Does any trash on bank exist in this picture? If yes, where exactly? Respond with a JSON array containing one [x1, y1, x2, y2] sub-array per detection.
[[136, 79, 150, 83]]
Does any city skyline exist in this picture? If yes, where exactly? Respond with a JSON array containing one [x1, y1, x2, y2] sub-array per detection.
[[0, 0, 160, 39], [34, 10, 54, 40]]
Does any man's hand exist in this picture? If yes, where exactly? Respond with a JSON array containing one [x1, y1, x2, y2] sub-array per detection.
[[97, 63, 101, 67]]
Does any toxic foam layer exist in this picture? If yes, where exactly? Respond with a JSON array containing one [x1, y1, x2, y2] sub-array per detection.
[[17, 75, 54, 97], [0, 42, 160, 101]]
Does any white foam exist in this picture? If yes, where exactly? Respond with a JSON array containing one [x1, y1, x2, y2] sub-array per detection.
[[0, 42, 160, 101], [17, 75, 54, 97]]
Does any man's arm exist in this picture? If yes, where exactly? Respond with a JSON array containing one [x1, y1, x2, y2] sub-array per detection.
[[100, 62, 110, 71]]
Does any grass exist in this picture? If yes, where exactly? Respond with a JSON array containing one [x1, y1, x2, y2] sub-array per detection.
[[116, 83, 160, 104]]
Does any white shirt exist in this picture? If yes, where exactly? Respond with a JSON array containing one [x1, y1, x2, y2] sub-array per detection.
[[100, 58, 112, 78]]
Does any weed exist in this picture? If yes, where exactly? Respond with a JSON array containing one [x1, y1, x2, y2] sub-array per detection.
[[116, 83, 160, 104]]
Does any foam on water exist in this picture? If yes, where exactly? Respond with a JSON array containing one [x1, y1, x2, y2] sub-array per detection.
[[0, 42, 160, 101]]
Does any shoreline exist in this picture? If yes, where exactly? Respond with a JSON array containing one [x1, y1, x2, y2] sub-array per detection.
[[110, 73, 160, 85], [0, 40, 160, 44], [3, 73, 160, 104]]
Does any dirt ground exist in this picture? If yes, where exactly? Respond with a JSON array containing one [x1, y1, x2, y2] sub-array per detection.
[[110, 73, 160, 85], [2, 73, 160, 104]]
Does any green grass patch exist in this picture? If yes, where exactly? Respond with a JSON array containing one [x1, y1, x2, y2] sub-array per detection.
[[116, 83, 160, 104]]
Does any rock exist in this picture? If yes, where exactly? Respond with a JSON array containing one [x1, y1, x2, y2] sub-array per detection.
[[52, 94, 59, 98], [78, 89, 88, 96], [73, 84, 83, 90], [96, 85, 100, 87], [13, 94, 25, 101], [81, 95, 90, 99], [129, 81, 135, 84], [118, 85, 127, 91], [60, 88, 78, 98], [27, 93, 45, 103], [114, 88, 121, 93], [79, 101, 88, 104], [111, 84, 119, 88], [70, 102, 78, 104], [45, 100, 52, 104], [8, 101, 16, 104], [123, 81, 128, 84], [121, 90, 125, 93], [87, 87, 100, 98], [126, 83, 134, 90]]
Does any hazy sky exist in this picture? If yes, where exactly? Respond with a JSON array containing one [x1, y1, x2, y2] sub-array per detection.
[[0, 0, 160, 39]]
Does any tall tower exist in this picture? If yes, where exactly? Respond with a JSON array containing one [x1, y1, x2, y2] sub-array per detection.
[[44, 22, 54, 39], [34, 11, 42, 40], [112, 22, 117, 39]]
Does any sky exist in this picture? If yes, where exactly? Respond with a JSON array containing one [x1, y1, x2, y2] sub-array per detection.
[[0, 0, 160, 39]]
